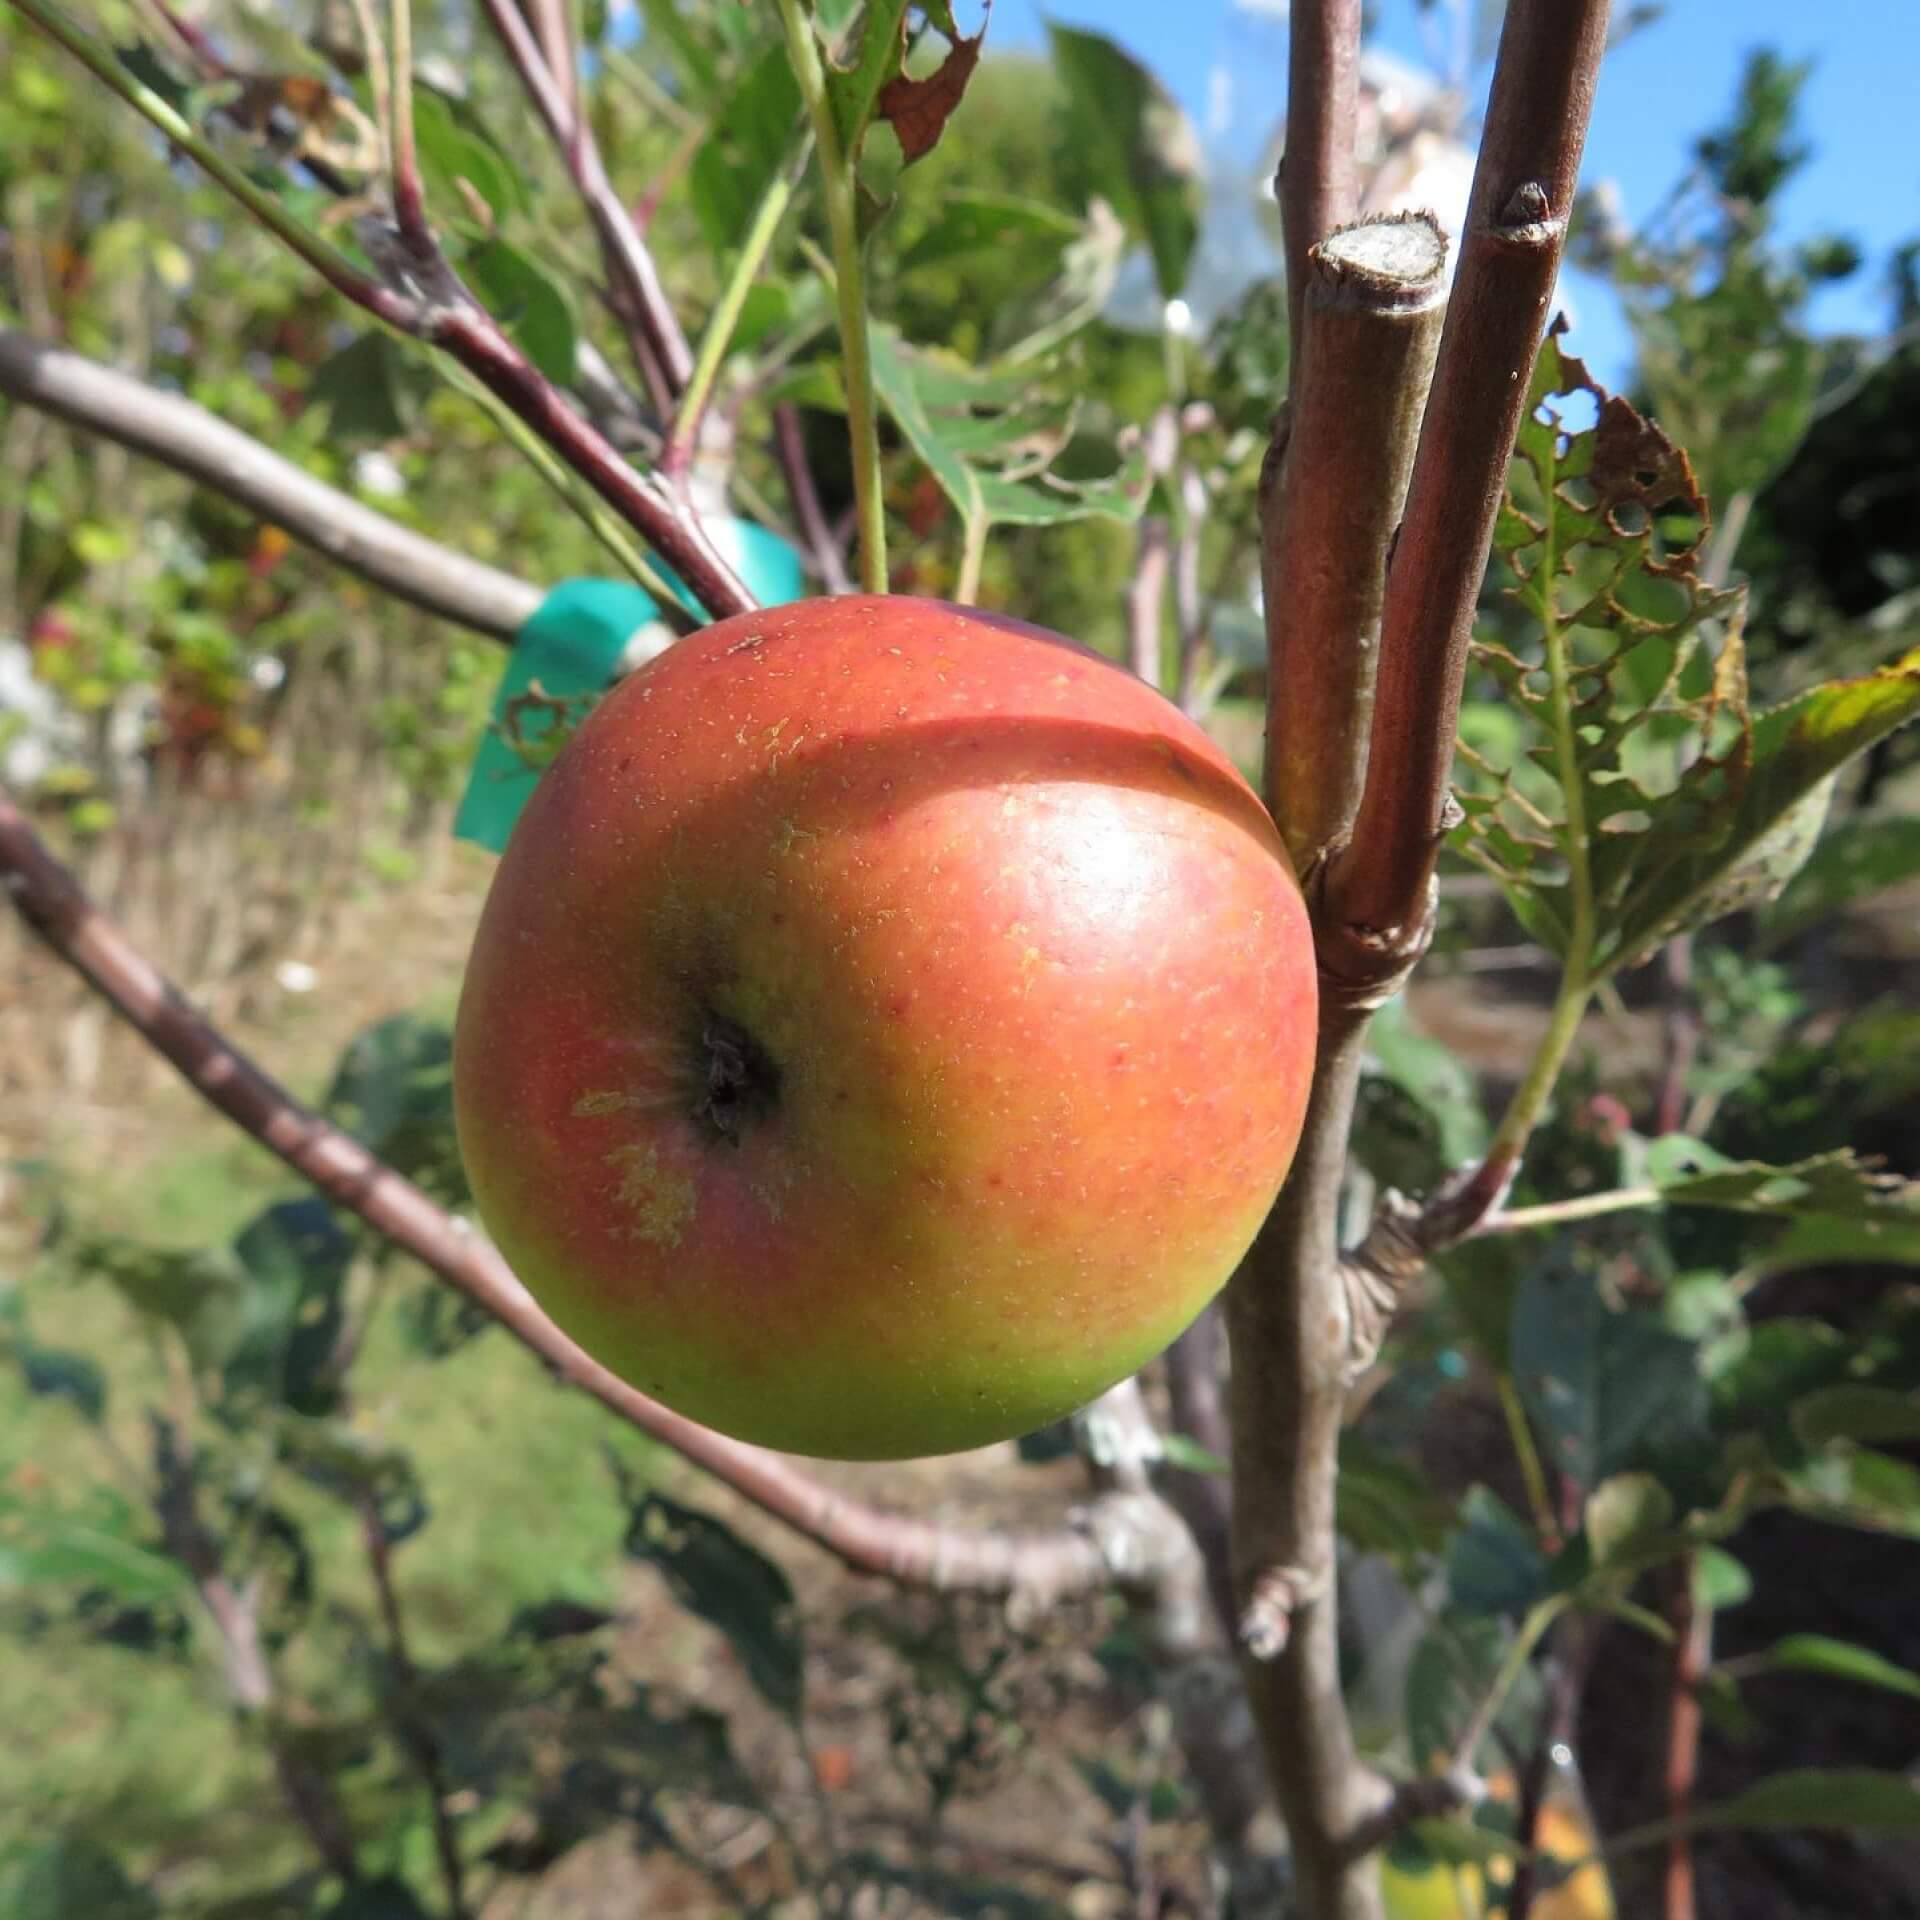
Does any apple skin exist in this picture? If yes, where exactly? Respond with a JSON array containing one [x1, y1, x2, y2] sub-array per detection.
[[453, 594, 1316, 1459]]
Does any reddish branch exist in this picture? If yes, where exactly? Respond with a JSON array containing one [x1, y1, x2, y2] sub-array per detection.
[[1327, 0, 1612, 956], [1278, 0, 1363, 350], [1260, 212, 1446, 883], [1663, 1559, 1711, 1920], [0, 784, 1178, 1608], [774, 401, 853, 595], [476, 0, 692, 415], [16, 0, 747, 619]]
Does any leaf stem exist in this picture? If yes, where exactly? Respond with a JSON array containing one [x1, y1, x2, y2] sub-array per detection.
[[665, 141, 805, 479], [1498, 1371, 1560, 1542], [955, 512, 989, 607], [1485, 510, 1596, 1166], [439, 356, 681, 606], [1488, 1186, 1661, 1233], [773, 0, 887, 593], [1452, 1594, 1570, 1777]]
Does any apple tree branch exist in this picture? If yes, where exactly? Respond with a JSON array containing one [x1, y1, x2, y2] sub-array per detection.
[[0, 782, 1201, 1618], [9, 0, 754, 622], [0, 327, 540, 640]]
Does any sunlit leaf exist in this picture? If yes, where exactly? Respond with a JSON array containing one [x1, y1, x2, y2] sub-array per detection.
[[1049, 24, 1202, 300], [868, 324, 1149, 553], [1452, 326, 1747, 973], [897, 191, 1080, 277]]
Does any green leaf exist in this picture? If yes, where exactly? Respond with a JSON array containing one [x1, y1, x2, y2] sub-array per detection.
[[897, 192, 1080, 276], [1337, 1434, 1449, 1559], [463, 239, 578, 386], [1445, 1486, 1548, 1618], [1682, 1768, 1920, 1835], [1511, 1259, 1706, 1490], [1793, 1385, 1920, 1447], [223, 1198, 353, 1416], [1740, 1634, 1920, 1703], [3, 1289, 106, 1421], [310, 332, 433, 441], [868, 324, 1149, 548], [1584, 1472, 1675, 1567], [74, 1235, 246, 1372], [0, 1488, 188, 1604], [1404, 1607, 1527, 1769], [623, 1490, 803, 1718], [1785, 1447, 1920, 1539], [1452, 328, 1749, 972], [1649, 1138, 1920, 1228], [823, 0, 911, 157], [0, 1838, 159, 1920], [1694, 1546, 1752, 1610], [1605, 643, 1920, 971], [1352, 994, 1490, 1192], [1763, 812, 1920, 939], [689, 38, 803, 253], [1049, 24, 1202, 301], [320, 1878, 435, 1920], [324, 1014, 467, 1205], [410, 86, 525, 226], [276, 1415, 428, 1543]]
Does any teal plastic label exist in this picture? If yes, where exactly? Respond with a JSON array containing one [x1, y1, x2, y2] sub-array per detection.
[[454, 525, 805, 854]]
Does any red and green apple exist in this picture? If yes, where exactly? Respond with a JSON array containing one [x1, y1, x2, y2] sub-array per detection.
[[454, 595, 1316, 1459]]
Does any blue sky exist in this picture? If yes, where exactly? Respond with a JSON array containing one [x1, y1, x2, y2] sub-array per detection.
[[979, 0, 1920, 385]]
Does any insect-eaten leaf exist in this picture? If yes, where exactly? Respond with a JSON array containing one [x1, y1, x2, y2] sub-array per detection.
[[826, 2, 984, 170], [1451, 323, 1920, 978], [1643, 1135, 1920, 1257]]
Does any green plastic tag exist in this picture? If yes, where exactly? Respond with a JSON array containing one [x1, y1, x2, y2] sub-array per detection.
[[454, 525, 806, 855], [453, 579, 659, 854]]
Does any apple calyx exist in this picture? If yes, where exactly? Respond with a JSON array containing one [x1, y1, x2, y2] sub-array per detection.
[[692, 1011, 781, 1146]]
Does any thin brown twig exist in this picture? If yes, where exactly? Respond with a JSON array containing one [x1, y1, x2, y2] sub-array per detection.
[[357, 1489, 470, 1919], [16, 0, 753, 620], [1327, 0, 1612, 955], [0, 786, 1177, 1609], [774, 401, 853, 595]]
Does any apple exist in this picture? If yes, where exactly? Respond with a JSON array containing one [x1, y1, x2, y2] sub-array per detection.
[[453, 594, 1316, 1459]]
